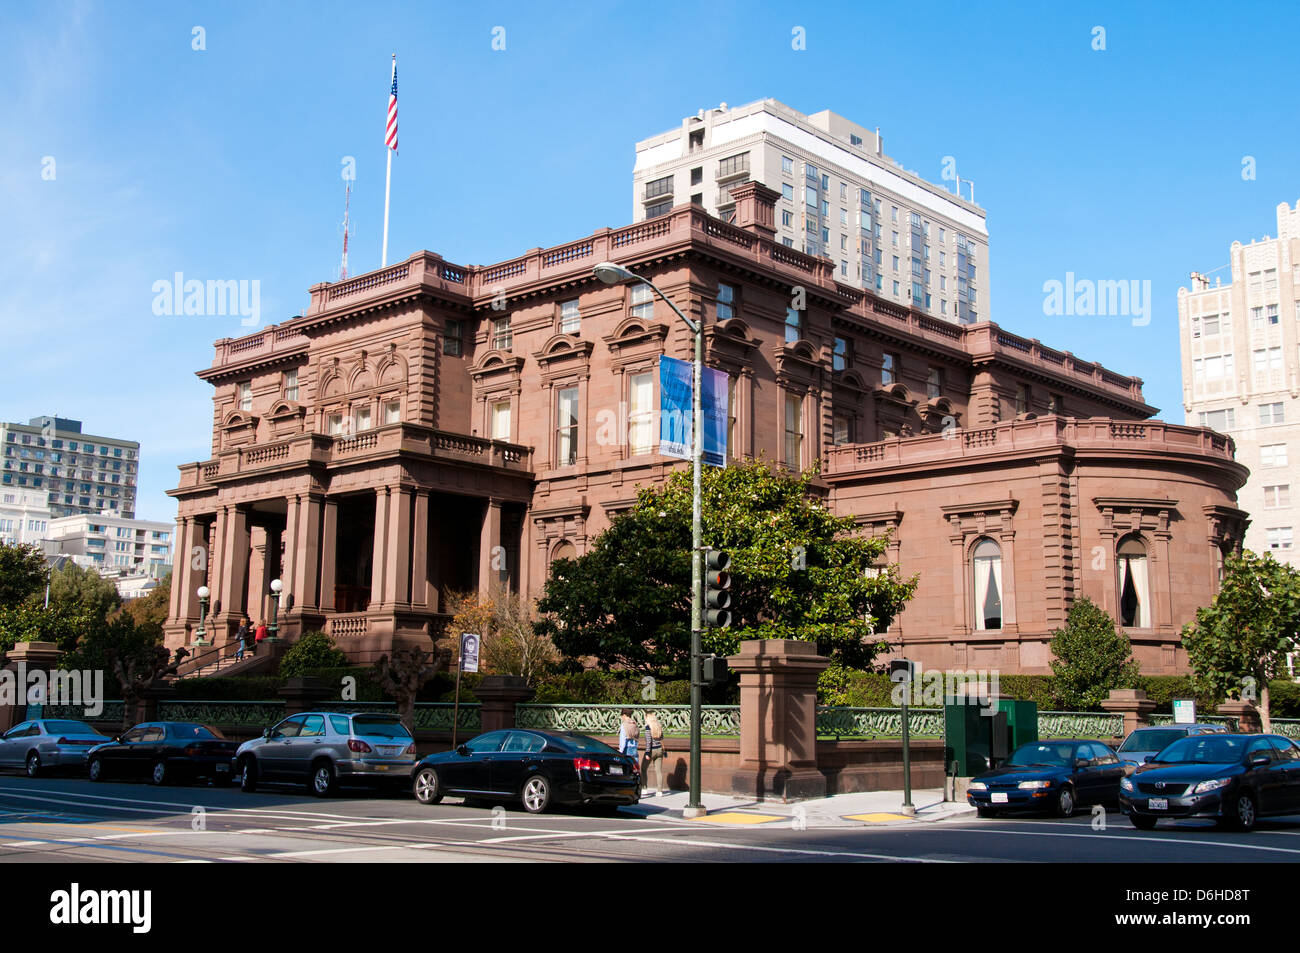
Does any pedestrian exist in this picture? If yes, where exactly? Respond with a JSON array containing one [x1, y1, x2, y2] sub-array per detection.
[[643, 710, 665, 796], [234, 616, 250, 661], [618, 708, 639, 761], [253, 619, 268, 654]]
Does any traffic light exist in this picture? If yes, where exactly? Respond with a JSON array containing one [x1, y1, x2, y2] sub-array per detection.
[[703, 654, 729, 685], [704, 547, 731, 628]]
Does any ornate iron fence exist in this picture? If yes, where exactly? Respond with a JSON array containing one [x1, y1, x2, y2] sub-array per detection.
[[41, 701, 127, 725], [158, 700, 286, 727], [1037, 711, 1125, 738], [516, 704, 740, 737], [815, 707, 944, 739], [1149, 713, 1241, 731], [1268, 719, 1300, 739]]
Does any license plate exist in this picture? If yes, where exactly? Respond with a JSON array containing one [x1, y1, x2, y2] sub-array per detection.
[[1149, 797, 1168, 810], [374, 765, 389, 771], [216, 763, 229, 772], [991, 792, 1008, 803], [609, 765, 624, 775]]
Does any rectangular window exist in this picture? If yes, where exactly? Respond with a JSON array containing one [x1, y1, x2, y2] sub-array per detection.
[[717, 283, 735, 321], [1016, 384, 1031, 415], [492, 317, 513, 351], [926, 367, 942, 399], [628, 371, 654, 455], [384, 400, 401, 425], [560, 299, 581, 334], [833, 337, 851, 371], [328, 413, 344, 436], [717, 152, 749, 178], [781, 156, 793, 174], [445, 318, 464, 353], [1268, 527, 1293, 551], [881, 352, 897, 385], [238, 382, 252, 411], [1264, 485, 1291, 508], [1260, 402, 1285, 425], [1262, 443, 1288, 468], [646, 199, 671, 218], [833, 415, 852, 445], [805, 185, 817, 209], [1197, 408, 1235, 430], [630, 284, 653, 320], [783, 393, 803, 466], [491, 400, 511, 441], [644, 175, 673, 199], [283, 368, 299, 401], [785, 307, 803, 344], [782, 183, 794, 202], [556, 387, 579, 466], [782, 210, 793, 226], [354, 405, 372, 432]]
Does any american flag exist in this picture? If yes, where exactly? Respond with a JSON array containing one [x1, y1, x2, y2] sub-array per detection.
[[385, 58, 398, 153]]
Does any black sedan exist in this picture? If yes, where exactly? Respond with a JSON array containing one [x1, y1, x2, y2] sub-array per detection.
[[412, 728, 640, 814], [1120, 733, 1300, 831], [86, 722, 238, 786], [967, 739, 1127, 817]]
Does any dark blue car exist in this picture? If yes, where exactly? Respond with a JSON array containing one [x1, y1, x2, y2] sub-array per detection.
[[967, 739, 1127, 817]]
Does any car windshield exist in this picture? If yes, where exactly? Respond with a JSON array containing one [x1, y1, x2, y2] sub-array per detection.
[[43, 720, 104, 736], [352, 716, 412, 739], [561, 733, 619, 754], [1152, 736, 1245, 764], [1004, 743, 1075, 767], [1118, 729, 1185, 753]]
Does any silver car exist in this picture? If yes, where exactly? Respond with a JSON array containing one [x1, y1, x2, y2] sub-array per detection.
[[0, 719, 110, 776], [235, 711, 418, 797], [1116, 723, 1228, 767]]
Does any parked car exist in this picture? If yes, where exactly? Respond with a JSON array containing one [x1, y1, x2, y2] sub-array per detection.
[[0, 719, 110, 777], [235, 711, 418, 797], [86, 722, 238, 786], [1116, 724, 1227, 767], [1119, 733, 1300, 831], [967, 739, 1127, 817], [412, 728, 640, 814]]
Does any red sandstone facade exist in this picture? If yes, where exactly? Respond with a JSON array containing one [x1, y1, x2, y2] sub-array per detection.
[[165, 185, 1248, 674]]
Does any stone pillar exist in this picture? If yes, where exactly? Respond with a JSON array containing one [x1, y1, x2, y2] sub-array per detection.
[[476, 675, 535, 733], [319, 497, 338, 611], [1217, 699, 1263, 733], [131, 684, 177, 728], [168, 516, 190, 623], [384, 486, 413, 606], [247, 525, 269, 629], [279, 677, 336, 716], [411, 490, 430, 607], [728, 639, 829, 801], [220, 505, 250, 627], [517, 502, 532, 600], [282, 496, 301, 612], [371, 487, 390, 606], [0, 642, 63, 735], [478, 499, 503, 599], [1101, 688, 1158, 736]]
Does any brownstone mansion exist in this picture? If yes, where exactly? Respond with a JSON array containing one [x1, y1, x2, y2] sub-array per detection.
[[163, 184, 1248, 674]]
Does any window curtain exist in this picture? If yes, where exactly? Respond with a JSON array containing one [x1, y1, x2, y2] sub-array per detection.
[[1120, 553, 1150, 628], [987, 556, 1003, 628], [973, 552, 994, 630]]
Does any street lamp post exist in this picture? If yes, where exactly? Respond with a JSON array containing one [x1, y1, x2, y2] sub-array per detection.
[[267, 578, 283, 643], [594, 262, 707, 818], [195, 585, 211, 646]]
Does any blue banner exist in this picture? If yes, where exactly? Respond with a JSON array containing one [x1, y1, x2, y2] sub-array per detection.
[[659, 356, 728, 467]]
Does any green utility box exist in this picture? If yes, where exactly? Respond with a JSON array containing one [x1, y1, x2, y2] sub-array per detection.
[[944, 699, 1038, 776]]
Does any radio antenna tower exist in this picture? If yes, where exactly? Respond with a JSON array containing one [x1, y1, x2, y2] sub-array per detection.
[[339, 183, 354, 280]]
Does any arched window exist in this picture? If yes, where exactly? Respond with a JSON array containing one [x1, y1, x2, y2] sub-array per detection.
[[549, 539, 577, 576], [1117, 535, 1149, 628], [972, 538, 1002, 631]]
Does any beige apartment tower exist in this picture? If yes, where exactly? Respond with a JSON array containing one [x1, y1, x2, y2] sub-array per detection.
[[633, 99, 989, 324], [1179, 201, 1300, 565]]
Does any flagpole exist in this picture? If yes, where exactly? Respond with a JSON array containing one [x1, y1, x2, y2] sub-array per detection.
[[381, 53, 395, 267]]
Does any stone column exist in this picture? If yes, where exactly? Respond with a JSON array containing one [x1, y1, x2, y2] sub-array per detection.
[[384, 486, 413, 606], [0, 641, 63, 735], [476, 676, 535, 733], [411, 490, 430, 607], [478, 499, 503, 599], [1101, 688, 1158, 736], [246, 525, 269, 628], [168, 516, 191, 623], [319, 498, 338, 611], [517, 502, 532, 600], [282, 496, 300, 612], [371, 487, 390, 607], [222, 505, 251, 626], [279, 677, 335, 716], [1217, 700, 1262, 733], [728, 639, 829, 801]]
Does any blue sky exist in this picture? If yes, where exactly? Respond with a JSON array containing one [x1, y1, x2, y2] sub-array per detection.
[[2, 0, 1298, 523]]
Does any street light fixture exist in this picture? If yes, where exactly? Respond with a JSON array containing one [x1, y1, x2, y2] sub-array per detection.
[[195, 585, 211, 646], [267, 578, 284, 642], [593, 261, 707, 818]]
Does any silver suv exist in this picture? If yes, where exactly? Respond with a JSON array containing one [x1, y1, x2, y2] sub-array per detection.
[[235, 712, 418, 797]]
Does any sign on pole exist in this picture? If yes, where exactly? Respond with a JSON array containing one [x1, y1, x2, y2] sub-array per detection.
[[1172, 698, 1196, 725], [659, 355, 728, 467], [460, 632, 480, 674]]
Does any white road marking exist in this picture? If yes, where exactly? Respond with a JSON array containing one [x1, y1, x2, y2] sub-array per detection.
[[942, 825, 1300, 855]]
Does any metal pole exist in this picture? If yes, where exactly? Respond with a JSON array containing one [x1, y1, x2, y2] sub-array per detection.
[[686, 316, 705, 818], [381, 55, 395, 267], [451, 649, 463, 750], [901, 681, 914, 815]]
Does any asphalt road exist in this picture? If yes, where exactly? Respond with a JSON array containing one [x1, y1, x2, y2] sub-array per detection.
[[2, 774, 1300, 863]]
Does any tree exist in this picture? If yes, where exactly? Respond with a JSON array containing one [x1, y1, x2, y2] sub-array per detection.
[[446, 586, 558, 685], [1182, 550, 1300, 731], [114, 572, 171, 630], [534, 460, 917, 678], [0, 542, 49, 608], [279, 631, 348, 677], [376, 644, 451, 733], [1049, 597, 1140, 710], [48, 562, 121, 621]]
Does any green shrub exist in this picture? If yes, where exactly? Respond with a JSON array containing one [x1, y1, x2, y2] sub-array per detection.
[[171, 675, 285, 700], [1267, 680, 1300, 718], [279, 631, 348, 677]]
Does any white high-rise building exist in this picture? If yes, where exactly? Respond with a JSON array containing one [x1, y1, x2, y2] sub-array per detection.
[[0, 416, 140, 520], [633, 99, 990, 323], [0, 489, 52, 547], [1179, 201, 1300, 565]]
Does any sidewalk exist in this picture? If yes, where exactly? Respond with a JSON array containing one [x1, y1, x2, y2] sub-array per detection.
[[622, 787, 975, 829]]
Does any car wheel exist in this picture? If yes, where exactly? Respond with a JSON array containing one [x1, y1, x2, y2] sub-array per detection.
[[1129, 814, 1157, 831], [25, 752, 41, 778], [310, 760, 337, 797], [521, 774, 552, 814], [1228, 791, 1257, 832], [238, 757, 257, 793], [1054, 785, 1075, 818], [88, 756, 105, 782], [149, 760, 169, 786], [976, 806, 1000, 818], [413, 766, 444, 805]]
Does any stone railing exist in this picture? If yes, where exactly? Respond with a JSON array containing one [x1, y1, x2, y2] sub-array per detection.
[[328, 614, 368, 638], [963, 324, 1144, 402], [816, 707, 944, 739], [327, 262, 411, 301], [1037, 711, 1125, 739], [824, 416, 1240, 476], [212, 325, 309, 367], [516, 703, 741, 738]]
